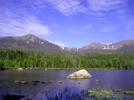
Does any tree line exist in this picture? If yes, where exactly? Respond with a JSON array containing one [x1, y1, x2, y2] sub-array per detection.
[[0, 49, 134, 70]]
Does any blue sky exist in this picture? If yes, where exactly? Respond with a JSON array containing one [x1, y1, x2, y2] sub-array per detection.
[[0, 0, 134, 48]]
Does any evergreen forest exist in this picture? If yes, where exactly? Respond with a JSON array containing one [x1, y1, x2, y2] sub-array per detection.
[[0, 49, 134, 70]]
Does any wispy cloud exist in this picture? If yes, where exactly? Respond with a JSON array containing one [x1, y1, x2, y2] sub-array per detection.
[[88, 0, 122, 12], [44, 0, 127, 21], [85, 24, 92, 28], [0, 8, 52, 37], [46, 0, 87, 16], [50, 41, 66, 47], [77, 41, 84, 45], [20, 0, 46, 12], [99, 27, 114, 32], [126, 19, 134, 30]]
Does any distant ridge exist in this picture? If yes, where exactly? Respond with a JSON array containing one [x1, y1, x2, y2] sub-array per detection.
[[0, 34, 134, 54]]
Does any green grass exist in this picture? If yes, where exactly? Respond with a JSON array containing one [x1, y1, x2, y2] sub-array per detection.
[[87, 87, 134, 99]]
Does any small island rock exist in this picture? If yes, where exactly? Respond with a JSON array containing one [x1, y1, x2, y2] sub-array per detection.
[[66, 69, 92, 79], [95, 79, 100, 82]]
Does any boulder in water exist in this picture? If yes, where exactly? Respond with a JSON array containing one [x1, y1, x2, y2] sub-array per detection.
[[66, 69, 92, 79]]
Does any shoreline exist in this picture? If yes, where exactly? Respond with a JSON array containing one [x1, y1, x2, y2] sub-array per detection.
[[1, 68, 134, 71]]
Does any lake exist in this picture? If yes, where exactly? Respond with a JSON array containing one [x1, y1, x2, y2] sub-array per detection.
[[0, 70, 134, 100]]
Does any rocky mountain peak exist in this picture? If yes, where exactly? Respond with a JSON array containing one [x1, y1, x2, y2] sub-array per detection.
[[0, 34, 62, 52], [19, 34, 38, 41], [0, 34, 134, 53]]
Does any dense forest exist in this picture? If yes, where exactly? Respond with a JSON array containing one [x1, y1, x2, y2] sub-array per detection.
[[0, 49, 134, 70]]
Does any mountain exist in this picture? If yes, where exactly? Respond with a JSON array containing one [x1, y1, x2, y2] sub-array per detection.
[[0, 34, 134, 54], [0, 34, 63, 52], [79, 40, 134, 53]]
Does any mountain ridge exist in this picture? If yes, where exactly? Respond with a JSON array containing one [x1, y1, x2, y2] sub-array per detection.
[[0, 34, 134, 54], [0, 34, 63, 52]]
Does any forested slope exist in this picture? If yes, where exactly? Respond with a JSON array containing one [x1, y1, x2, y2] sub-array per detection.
[[0, 49, 134, 70]]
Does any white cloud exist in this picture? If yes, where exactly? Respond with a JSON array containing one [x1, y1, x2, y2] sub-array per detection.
[[88, 0, 122, 12], [99, 27, 112, 32], [85, 24, 92, 28], [126, 20, 134, 30], [50, 41, 66, 47], [44, 0, 126, 19], [46, 0, 87, 16], [77, 41, 84, 45], [0, 9, 52, 37], [20, 0, 46, 11]]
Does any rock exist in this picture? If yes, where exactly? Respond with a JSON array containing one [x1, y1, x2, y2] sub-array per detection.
[[20, 81, 28, 84], [113, 89, 122, 92], [34, 81, 40, 83], [54, 81, 58, 84], [14, 80, 20, 84], [116, 89, 122, 92], [95, 79, 100, 82], [48, 81, 51, 83], [33, 83, 38, 85], [41, 82, 46, 84], [17, 68, 23, 70], [131, 88, 134, 91], [66, 69, 92, 79], [58, 81, 62, 83]]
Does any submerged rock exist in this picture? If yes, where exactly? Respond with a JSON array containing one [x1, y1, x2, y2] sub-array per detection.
[[66, 69, 92, 79], [95, 79, 100, 82]]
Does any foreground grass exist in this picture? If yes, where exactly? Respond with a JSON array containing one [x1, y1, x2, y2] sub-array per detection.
[[45, 87, 134, 100]]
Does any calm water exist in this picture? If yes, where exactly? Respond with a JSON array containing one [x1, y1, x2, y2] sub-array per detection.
[[0, 70, 134, 100]]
